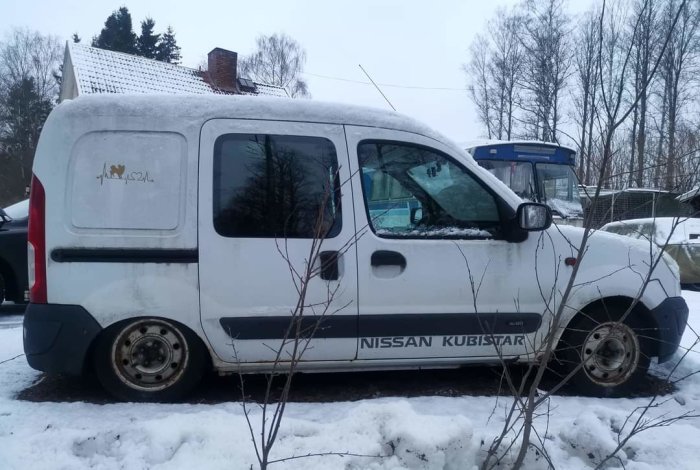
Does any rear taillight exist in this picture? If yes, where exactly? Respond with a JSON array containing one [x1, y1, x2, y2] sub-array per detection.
[[28, 175, 46, 303]]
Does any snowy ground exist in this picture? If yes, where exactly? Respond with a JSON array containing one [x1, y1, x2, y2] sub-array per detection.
[[1, 294, 700, 470]]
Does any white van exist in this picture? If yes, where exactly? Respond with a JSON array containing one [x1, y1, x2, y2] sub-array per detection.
[[23, 95, 688, 401]]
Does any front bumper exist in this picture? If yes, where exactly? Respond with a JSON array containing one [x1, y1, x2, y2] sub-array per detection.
[[651, 296, 689, 363], [23, 303, 102, 375]]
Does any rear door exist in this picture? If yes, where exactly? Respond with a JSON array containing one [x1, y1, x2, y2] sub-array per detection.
[[198, 119, 359, 364]]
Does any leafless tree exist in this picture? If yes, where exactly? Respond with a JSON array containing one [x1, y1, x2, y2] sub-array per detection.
[[239, 33, 310, 98], [573, 8, 602, 185], [659, 0, 700, 190], [518, 0, 572, 143], [233, 169, 381, 469], [465, 8, 523, 141], [0, 28, 62, 102], [629, 0, 662, 188], [466, 34, 495, 139]]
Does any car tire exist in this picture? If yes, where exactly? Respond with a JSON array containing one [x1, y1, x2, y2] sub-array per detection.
[[554, 305, 652, 397], [94, 317, 208, 402]]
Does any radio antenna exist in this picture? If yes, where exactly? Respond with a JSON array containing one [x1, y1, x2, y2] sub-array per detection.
[[359, 64, 397, 111]]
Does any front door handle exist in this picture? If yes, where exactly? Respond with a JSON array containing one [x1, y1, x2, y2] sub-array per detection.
[[319, 251, 340, 280], [371, 250, 406, 269]]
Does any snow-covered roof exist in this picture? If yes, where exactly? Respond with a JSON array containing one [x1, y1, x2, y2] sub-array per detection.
[[56, 94, 445, 141], [678, 186, 700, 203], [241, 82, 289, 98], [65, 42, 288, 98]]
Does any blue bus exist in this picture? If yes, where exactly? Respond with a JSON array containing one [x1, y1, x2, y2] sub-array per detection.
[[467, 141, 583, 225]]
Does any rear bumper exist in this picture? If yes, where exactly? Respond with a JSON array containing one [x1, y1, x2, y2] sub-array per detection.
[[23, 303, 102, 375], [651, 296, 689, 363]]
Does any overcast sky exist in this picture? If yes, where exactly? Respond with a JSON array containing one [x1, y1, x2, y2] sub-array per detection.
[[3, 0, 590, 144]]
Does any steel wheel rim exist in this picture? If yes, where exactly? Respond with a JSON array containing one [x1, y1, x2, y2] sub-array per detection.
[[111, 319, 189, 391], [581, 321, 640, 386]]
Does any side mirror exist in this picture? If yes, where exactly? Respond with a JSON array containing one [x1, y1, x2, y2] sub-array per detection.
[[517, 202, 552, 231], [410, 207, 423, 225]]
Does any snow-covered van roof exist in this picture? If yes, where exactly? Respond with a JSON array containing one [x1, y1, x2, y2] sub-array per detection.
[[54, 94, 448, 141], [38, 94, 527, 228], [60, 43, 289, 101]]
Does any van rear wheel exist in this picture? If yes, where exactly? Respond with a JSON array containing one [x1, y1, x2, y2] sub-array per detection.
[[555, 306, 651, 397], [94, 318, 207, 402]]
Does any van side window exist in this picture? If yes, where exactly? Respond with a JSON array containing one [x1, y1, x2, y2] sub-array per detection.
[[358, 141, 501, 238], [214, 134, 341, 238]]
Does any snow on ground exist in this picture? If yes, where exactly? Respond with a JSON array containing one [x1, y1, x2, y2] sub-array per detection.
[[2, 295, 700, 469]]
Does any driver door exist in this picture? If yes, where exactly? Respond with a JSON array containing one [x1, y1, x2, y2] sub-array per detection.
[[344, 126, 554, 361]]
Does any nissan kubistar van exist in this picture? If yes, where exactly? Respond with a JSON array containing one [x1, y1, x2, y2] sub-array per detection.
[[23, 95, 688, 401]]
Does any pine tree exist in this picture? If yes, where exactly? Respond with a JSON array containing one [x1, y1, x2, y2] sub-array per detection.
[[137, 18, 160, 59], [155, 26, 181, 64], [92, 7, 137, 54], [0, 78, 53, 184], [72, 33, 81, 43]]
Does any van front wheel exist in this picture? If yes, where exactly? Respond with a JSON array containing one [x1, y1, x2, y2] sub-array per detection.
[[555, 307, 651, 397], [94, 318, 207, 402]]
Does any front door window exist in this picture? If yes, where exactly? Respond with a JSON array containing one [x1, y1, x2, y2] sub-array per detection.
[[358, 141, 501, 238]]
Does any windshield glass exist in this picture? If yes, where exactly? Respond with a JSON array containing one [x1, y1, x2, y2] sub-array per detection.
[[3, 199, 29, 220], [535, 163, 583, 218], [477, 160, 535, 201]]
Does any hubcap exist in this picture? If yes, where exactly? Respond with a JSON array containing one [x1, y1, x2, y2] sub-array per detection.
[[112, 319, 188, 391], [581, 321, 639, 386]]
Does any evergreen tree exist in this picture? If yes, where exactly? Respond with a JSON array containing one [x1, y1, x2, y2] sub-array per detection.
[[72, 33, 81, 43], [137, 18, 160, 59], [0, 78, 53, 184], [92, 7, 137, 54], [155, 26, 181, 64]]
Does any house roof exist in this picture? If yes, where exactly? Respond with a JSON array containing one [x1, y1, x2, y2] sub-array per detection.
[[66, 42, 288, 98]]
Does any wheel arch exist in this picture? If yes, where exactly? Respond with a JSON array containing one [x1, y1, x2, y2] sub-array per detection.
[[559, 295, 661, 357]]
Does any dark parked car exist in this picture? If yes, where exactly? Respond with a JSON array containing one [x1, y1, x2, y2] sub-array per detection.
[[0, 199, 28, 305]]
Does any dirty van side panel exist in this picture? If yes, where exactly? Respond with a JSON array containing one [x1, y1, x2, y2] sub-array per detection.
[[42, 116, 203, 338], [198, 119, 359, 364], [69, 132, 182, 230]]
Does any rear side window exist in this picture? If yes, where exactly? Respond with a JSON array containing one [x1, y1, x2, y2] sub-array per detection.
[[213, 134, 340, 238]]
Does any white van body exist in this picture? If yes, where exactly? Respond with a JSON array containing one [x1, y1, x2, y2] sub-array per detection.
[[24, 95, 687, 401]]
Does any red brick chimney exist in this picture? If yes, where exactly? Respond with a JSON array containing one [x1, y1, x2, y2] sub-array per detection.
[[207, 48, 238, 93]]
